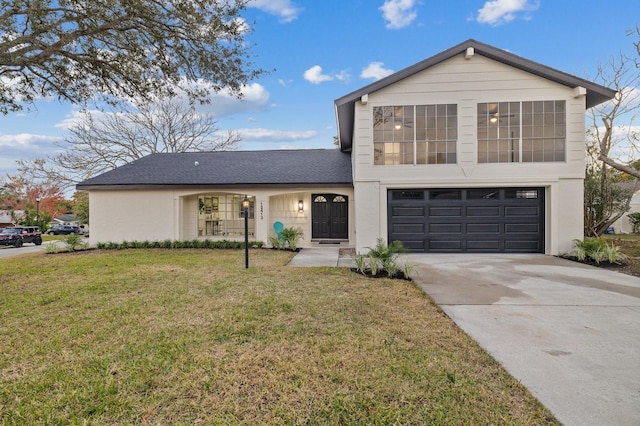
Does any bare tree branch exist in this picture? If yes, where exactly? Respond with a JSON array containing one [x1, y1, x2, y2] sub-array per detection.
[[17, 99, 241, 190]]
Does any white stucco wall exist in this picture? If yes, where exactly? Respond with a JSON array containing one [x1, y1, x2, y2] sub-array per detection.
[[351, 52, 587, 255], [88, 186, 354, 247], [611, 192, 640, 234]]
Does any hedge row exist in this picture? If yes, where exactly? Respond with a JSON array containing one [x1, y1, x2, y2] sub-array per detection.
[[95, 239, 265, 250]]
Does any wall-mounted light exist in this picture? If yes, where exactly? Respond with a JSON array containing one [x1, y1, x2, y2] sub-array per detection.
[[298, 200, 304, 213]]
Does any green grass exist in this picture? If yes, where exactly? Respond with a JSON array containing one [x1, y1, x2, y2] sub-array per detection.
[[0, 249, 558, 424], [603, 235, 640, 276]]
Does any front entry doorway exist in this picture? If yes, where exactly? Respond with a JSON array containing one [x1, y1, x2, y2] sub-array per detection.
[[311, 194, 348, 240]]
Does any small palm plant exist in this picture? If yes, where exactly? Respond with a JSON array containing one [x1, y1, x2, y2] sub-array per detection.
[[355, 238, 413, 279]]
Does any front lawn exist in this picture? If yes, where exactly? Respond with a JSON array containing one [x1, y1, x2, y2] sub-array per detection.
[[0, 249, 557, 424]]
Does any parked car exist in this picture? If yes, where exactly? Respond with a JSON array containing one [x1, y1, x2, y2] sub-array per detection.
[[0, 226, 42, 247], [46, 225, 84, 235]]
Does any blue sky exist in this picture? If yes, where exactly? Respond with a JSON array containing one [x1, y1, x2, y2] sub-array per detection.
[[1, 0, 639, 177]]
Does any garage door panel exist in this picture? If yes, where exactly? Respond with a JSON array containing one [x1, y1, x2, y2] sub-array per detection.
[[466, 240, 501, 251], [392, 223, 425, 234], [429, 206, 462, 216], [466, 206, 501, 217], [504, 206, 540, 216], [428, 240, 463, 251], [388, 187, 544, 253], [505, 223, 539, 234], [428, 223, 462, 233], [398, 239, 426, 250], [467, 223, 501, 234], [392, 206, 425, 217]]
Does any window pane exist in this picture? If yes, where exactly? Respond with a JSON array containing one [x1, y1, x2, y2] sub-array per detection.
[[430, 190, 461, 200], [467, 189, 500, 199]]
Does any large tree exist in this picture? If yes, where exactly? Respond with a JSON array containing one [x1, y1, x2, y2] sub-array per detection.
[[0, 174, 65, 227], [590, 39, 640, 179], [17, 98, 241, 186], [583, 142, 637, 236], [0, 0, 262, 114], [583, 44, 640, 235]]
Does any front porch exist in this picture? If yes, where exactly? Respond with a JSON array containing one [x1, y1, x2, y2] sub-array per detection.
[[181, 188, 355, 248]]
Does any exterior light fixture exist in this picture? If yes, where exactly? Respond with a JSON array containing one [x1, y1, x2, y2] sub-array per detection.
[[242, 195, 250, 269], [298, 200, 304, 213]]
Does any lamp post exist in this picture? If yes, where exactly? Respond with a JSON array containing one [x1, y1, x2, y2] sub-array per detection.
[[242, 195, 250, 269], [35, 196, 41, 225]]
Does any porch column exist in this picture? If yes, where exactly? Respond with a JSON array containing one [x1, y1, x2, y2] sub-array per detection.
[[255, 197, 269, 244]]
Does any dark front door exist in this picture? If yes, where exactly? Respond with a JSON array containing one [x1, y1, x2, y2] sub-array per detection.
[[312, 194, 348, 240]]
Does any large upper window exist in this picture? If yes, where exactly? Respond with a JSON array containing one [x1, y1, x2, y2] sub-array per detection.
[[373, 104, 457, 165], [477, 101, 566, 163]]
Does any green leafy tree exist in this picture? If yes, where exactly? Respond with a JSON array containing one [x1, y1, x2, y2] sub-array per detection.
[[72, 191, 89, 225], [0, 0, 263, 114], [583, 148, 637, 236], [628, 212, 640, 234], [0, 174, 64, 228]]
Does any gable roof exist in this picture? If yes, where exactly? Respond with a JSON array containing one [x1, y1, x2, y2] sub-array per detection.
[[76, 149, 352, 190], [335, 39, 617, 152]]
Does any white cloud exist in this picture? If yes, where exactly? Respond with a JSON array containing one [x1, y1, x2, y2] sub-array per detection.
[[476, 0, 539, 26], [360, 62, 394, 80], [380, 0, 418, 29], [0, 133, 62, 147], [249, 0, 301, 23], [236, 128, 319, 142], [206, 83, 270, 117], [303, 66, 350, 84], [303, 65, 333, 84], [0, 133, 65, 175]]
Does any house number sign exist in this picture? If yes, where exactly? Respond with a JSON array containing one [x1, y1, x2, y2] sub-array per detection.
[[260, 202, 264, 220]]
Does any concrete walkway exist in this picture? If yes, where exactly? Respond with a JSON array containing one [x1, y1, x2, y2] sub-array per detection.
[[287, 247, 355, 268], [289, 249, 640, 425]]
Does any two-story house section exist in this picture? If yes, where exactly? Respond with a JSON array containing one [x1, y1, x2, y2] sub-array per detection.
[[335, 39, 615, 255]]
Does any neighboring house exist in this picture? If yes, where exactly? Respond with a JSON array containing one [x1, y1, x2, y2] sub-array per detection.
[[0, 210, 24, 228], [50, 213, 81, 227], [611, 191, 640, 234], [0, 210, 15, 228], [77, 39, 615, 255]]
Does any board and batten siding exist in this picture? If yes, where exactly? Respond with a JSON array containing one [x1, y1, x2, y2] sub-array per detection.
[[350, 52, 588, 255]]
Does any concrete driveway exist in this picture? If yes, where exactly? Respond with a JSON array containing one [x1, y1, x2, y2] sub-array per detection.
[[408, 254, 640, 426]]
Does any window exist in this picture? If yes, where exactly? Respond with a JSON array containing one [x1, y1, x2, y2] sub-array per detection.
[[392, 190, 424, 200], [197, 194, 254, 237], [374, 104, 457, 165], [506, 189, 539, 199], [478, 101, 565, 163]]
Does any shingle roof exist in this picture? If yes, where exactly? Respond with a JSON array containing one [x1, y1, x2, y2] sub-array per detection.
[[76, 149, 353, 189], [335, 39, 617, 152]]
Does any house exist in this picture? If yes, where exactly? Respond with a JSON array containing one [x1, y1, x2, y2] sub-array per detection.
[[0, 210, 18, 228], [77, 39, 616, 255], [50, 213, 81, 227], [611, 190, 640, 234]]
